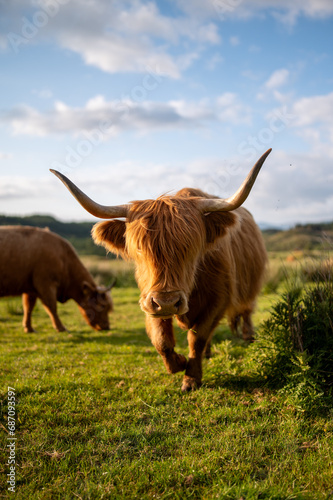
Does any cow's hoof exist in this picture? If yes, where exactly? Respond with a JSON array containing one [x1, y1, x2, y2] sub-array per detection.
[[24, 327, 35, 333], [181, 376, 201, 392]]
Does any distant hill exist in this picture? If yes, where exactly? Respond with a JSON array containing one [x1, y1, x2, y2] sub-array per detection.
[[1, 214, 332, 254], [262, 222, 333, 252], [0, 214, 108, 256]]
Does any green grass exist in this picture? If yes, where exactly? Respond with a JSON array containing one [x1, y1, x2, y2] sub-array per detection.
[[1, 257, 333, 499]]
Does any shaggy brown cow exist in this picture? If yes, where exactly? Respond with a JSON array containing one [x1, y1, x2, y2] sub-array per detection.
[[51, 149, 270, 391], [0, 226, 113, 332]]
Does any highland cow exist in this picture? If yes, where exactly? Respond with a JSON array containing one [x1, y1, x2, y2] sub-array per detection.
[[0, 226, 113, 332], [51, 149, 270, 390]]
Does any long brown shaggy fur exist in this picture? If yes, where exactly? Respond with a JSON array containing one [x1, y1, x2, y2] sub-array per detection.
[[92, 188, 267, 391], [93, 195, 238, 295], [92, 191, 266, 315]]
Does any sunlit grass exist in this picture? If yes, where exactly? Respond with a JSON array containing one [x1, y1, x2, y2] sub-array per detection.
[[1, 254, 332, 499]]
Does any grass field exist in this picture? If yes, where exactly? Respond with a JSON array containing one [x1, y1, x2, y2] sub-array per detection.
[[1, 253, 333, 499]]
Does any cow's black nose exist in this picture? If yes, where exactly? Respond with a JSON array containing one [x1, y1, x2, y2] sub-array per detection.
[[144, 291, 188, 317], [150, 294, 182, 313]]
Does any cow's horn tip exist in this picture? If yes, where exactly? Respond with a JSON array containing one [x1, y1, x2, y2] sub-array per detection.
[[50, 169, 63, 180]]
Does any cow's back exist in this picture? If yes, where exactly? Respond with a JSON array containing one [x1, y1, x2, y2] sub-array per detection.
[[0, 226, 68, 297]]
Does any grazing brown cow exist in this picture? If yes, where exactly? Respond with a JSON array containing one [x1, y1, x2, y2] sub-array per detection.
[[51, 149, 270, 391], [0, 226, 113, 332]]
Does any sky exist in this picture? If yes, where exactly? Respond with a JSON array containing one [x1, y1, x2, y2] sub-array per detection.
[[0, 0, 333, 228]]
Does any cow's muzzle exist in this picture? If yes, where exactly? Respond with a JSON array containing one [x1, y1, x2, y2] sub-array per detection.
[[142, 291, 189, 318]]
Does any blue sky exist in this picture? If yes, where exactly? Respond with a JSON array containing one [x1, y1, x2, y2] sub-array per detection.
[[1, 0, 333, 227]]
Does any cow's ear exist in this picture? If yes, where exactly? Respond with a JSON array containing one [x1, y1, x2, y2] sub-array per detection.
[[204, 211, 238, 244], [92, 220, 127, 256]]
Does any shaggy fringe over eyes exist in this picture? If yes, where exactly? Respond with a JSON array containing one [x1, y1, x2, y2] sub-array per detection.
[[126, 197, 207, 290], [91, 195, 238, 293]]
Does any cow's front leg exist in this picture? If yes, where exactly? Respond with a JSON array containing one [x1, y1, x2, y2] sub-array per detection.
[[181, 329, 207, 391], [22, 293, 37, 333], [181, 322, 217, 392], [145, 316, 187, 374]]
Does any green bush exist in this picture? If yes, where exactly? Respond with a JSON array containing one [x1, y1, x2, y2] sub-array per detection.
[[250, 280, 333, 412]]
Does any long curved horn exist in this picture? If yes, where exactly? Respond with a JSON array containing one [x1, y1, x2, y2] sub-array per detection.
[[198, 148, 272, 213], [50, 170, 130, 219]]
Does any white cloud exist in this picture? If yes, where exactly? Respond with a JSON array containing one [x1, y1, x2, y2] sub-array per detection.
[[2, 148, 333, 227], [257, 68, 290, 102], [262, 91, 333, 160], [286, 92, 333, 157], [291, 92, 333, 127], [216, 93, 251, 124], [244, 149, 333, 226], [61, 31, 181, 79], [2, 0, 220, 78], [1, 94, 251, 137], [0, 175, 54, 201], [176, 0, 333, 24], [265, 69, 290, 89], [49, 149, 333, 226]]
